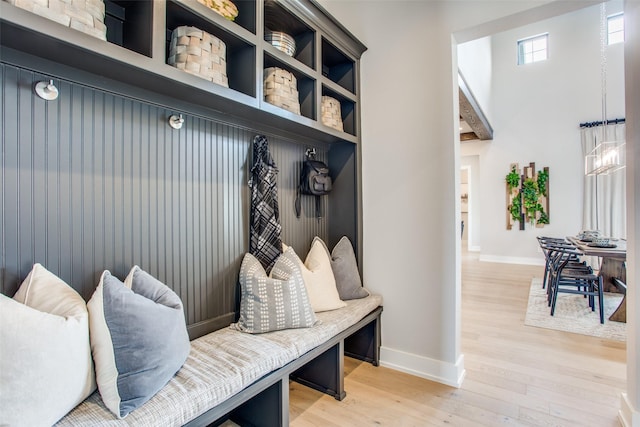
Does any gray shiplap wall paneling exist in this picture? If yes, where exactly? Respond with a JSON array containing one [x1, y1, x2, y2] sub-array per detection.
[[328, 142, 358, 251], [0, 63, 356, 334]]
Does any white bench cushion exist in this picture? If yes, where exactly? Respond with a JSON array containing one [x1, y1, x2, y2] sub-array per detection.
[[56, 294, 382, 426]]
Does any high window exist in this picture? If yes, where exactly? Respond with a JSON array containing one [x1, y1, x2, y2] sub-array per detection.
[[607, 13, 624, 45], [517, 33, 548, 65]]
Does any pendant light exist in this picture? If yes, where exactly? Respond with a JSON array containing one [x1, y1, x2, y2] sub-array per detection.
[[585, 3, 625, 176]]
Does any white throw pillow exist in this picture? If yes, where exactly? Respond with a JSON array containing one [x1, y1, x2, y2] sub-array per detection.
[[297, 237, 346, 312], [0, 263, 96, 427]]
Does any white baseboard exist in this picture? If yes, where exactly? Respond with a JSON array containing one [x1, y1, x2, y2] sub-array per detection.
[[478, 254, 545, 266], [468, 245, 481, 252], [380, 347, 465, 388], [619, 393, 640, 427]]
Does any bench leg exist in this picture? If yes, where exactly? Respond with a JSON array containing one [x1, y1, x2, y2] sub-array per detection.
[[230, 377, 289, 427], [344, 311, 381, 366], [290, 341, 346, 400]]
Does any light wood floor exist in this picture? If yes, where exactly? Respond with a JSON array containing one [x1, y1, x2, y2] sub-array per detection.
[[289, 249, 627, 426]]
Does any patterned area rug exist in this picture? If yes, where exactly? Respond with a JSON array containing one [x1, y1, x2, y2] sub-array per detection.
[[524, 278, 626, 342]]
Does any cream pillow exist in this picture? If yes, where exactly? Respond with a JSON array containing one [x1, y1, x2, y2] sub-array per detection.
[[297, 237, 346, 312], [0, 263, 96, 427]]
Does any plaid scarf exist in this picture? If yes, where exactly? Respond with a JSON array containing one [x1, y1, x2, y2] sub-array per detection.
[[249, 135, 283, 273]]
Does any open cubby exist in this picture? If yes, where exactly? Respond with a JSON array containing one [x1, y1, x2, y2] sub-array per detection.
[[166, 0, 256, 97], [104, 0, 153, 57], [171, 0, 256, 35], [229, 0, 257, 34], [264, 0, 315, 70], [322, 86, 356, 136], [322, 38, 355, 94], [264, 54, 316, 120]]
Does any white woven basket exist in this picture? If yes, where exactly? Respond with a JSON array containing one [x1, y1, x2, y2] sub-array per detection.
[[321, 96, 343, 131], [264, 67, 300, 115], [5, 0, 107, 40], [168, 26, 228, 87]]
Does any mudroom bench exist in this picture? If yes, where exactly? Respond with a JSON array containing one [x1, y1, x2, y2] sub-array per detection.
[[56, 296, 382, 427]]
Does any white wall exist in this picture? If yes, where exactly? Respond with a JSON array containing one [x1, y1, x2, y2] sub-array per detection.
[[462, 2, 625, 264], [316, 0, 594, 387], [317, 0, 638, 421], [320, 0, 638, 427], [458, 37, 493, 122], [622, 1, 640, 424]]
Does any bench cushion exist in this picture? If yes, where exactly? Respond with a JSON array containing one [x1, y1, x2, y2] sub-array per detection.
[[56, 294, 382, 426]]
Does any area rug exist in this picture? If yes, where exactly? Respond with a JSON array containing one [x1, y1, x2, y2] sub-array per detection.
[[524, 278, 626, 342]]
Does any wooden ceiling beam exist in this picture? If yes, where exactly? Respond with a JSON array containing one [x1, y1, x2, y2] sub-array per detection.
[[459, 72, 493, 141]]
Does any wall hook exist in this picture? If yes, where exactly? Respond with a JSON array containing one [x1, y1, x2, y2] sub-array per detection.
[[35, 80, 59, 101], [305, 148, 316, 159], [169, 114, 184, 130]]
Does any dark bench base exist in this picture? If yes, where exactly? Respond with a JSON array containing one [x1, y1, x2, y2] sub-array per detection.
[[184, 306, 383, 427]]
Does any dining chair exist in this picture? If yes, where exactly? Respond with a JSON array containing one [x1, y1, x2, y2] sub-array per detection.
[[546, 244, 604, 324], [537, 237, 584, 291]]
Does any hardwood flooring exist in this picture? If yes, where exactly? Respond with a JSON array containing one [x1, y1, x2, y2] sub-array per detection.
[[289, 249, 627, 426]]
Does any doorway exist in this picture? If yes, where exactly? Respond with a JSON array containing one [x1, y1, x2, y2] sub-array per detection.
[[460, 166, 469, 246]]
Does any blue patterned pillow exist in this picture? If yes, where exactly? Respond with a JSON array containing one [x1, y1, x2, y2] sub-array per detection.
[[87, 266, 190, 418], [232, 248, 317, 333]]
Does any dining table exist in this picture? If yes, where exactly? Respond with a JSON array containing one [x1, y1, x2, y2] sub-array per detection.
[[567, 236, 627, 322]]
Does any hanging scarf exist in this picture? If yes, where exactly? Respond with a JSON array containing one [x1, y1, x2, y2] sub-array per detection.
[[249, 135, 283, 273]]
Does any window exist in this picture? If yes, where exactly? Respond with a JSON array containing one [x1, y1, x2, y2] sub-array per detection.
[[608, 13, 624, 45], [517, 33, 548, 65]]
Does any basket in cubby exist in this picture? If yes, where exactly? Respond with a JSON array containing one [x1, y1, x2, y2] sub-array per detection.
[[263, 67, 300, 115], [321, 96, 343, 131], [5, 0, 107, 40], [196, 0, 238, 21], [167, 26, 228, 87]]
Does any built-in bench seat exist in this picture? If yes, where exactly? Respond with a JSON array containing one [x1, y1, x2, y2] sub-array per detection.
[[56, 295, 383, 427]]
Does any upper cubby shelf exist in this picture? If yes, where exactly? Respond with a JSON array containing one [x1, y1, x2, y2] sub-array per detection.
[[321, 37, 355, 94], [165, 0, 256, 97], [263, 0, 315, 71], [0, 0, 365, 144], [171, 0, 257, 41], [105, 1, 153, 57]]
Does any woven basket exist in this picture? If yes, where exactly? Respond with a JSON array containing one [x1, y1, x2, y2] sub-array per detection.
[[321, 96, 343, 131], [196, 0, 238, 21], [168, 26, 228, 87], [264, 67, 300, 115], [5, 0, 107, 40]]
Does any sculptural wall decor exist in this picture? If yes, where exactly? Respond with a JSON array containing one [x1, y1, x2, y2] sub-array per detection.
[[506, 162, 550, 230]]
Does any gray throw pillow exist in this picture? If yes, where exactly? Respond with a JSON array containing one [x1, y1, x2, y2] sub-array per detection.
[[87, 266, 190, 418], [233, 248, 317, 333], [331, 236, 370, 300]]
